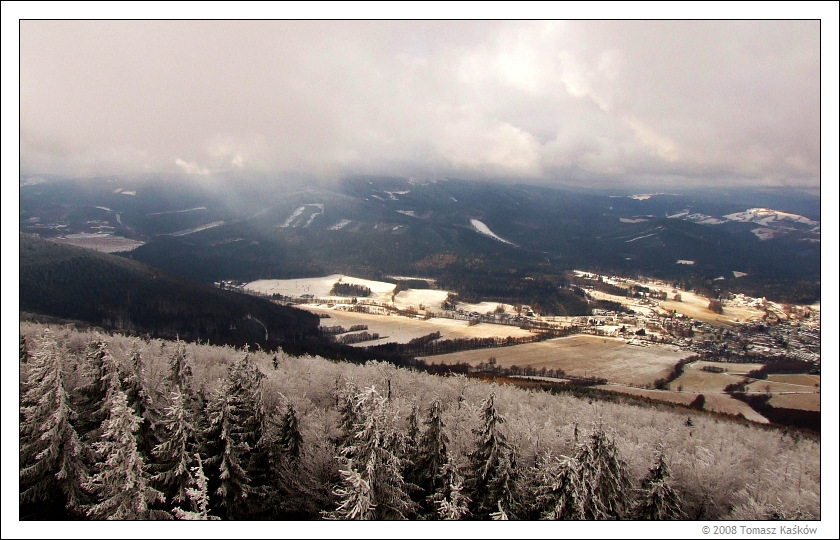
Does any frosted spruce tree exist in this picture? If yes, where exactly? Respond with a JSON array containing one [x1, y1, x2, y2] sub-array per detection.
[[167, 339, 193, 392], [203, 353, 265, 519], [414, 398, 449, 515], [172, 453, 219, 520], [20, 334, 29, 364], [277, 402, 302, 463], [465, 391, 519, 519], [82, 384, 164, 519], [330, 386, 417, 520], [19, 330, 87, 518], [152, 388, 197, 510], [401, 403, 422, 505], [72, 339, 112, 443], [537, 453, 588, 519], [631, 450, 683, 520], [431, 453, 471, 520], [540, 425, 633, 520], [122, 347, 163, 461], [334, 381, 361, 449]]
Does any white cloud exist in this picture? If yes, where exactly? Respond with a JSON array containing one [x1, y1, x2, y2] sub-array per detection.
[[15, 20, 824, 188], [175, 158, 210, 176]]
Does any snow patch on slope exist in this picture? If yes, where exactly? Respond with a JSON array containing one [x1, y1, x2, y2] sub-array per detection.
[[751, 228, 776, 240], [280, 204, 324, 228], [329, 219, 352, 230], [470, 219, 516, 246], [724, 208, 818, 227]]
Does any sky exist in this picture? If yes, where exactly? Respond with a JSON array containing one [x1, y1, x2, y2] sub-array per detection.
[[10, 13, 833, 190]]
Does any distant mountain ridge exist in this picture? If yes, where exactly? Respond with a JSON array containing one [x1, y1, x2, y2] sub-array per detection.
[[20, 175, 820, 307]]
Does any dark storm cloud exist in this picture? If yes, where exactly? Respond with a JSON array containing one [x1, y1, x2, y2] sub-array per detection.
[[18, 20, 821, 188]]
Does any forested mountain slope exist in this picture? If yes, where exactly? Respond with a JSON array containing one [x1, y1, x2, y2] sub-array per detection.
[[19, 234, 320, 349]]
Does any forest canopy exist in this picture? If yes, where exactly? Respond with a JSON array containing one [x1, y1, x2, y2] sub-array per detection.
[[19, 322, 820, 522]]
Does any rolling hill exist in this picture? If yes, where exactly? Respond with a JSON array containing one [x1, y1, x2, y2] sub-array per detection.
[[19, 233, 320, 349]]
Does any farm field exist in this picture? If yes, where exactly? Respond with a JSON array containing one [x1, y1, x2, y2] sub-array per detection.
[[669, 362, 820, 414], [766, 373, 821, 386], [245, 274, 397, 303], [246, 274, 520, 315], [426, 335, 690, 386], [670, 361, 764, 393], [768, 392, 820, 412], [658, 293, 763, 326], [392, 288, 448, 310], [578, 270, 765, 326], [594, 385, 770, 424], [304, 305, 534, 346], [52, 234, 144, 253], [743, 376, 821, 412]]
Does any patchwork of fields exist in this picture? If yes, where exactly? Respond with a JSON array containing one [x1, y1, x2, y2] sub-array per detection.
[[247, 274, 819, 422], [426, 335, 689, 387]]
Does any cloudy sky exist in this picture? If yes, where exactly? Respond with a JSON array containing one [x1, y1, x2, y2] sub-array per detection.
[[15, 18, 825, 189]]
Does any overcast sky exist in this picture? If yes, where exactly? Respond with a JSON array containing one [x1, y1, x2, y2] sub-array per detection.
[[15, 19, 825, 189]]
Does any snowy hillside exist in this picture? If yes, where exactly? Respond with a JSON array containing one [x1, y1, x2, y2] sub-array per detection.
[[723, 208, 818, 226], [469, 219, 516, 246]]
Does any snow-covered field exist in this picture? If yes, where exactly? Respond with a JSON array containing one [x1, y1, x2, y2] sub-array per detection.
[[457, 301, 516, 315], [393, 289, 449, 310], [724, 207, 818, 226], [280, 204, 324, 228], [575, 270, 765, 326], [306, 306, 534, 346], [245, 274, 397, 302], [52, 234, 144, 253]]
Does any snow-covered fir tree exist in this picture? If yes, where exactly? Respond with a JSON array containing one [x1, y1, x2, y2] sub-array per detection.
[[330, 385, 417, 520], [537, 453, 588, 519], [540, 425, 633, 520], [277, 402, 302, 462], [72, 339, 111, 443], [153, 388, 197, 509], [82, 384, 164, 519], [432, 452, 471, 520], [632, 450, 683, 520], [203, 353, 265, 519], [172, 453, 219, 520], [465, 390, 519, 519], [20, 334, 29, 364], [122, 347, 163, 461], [19, 330, 87, 518], [203, 387, 251, 519], [334, 381, 360, 448], [415, 398, 449, 515], [401, 403, 422, 504], [167, 339, 193, 392]]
